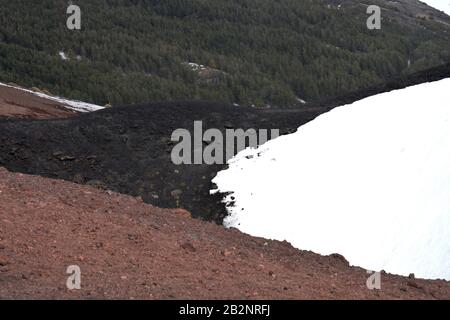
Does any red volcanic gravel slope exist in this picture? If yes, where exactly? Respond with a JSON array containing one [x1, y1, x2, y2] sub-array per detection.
[[0, 167, 449, 299], [0, 85, 77, 119]]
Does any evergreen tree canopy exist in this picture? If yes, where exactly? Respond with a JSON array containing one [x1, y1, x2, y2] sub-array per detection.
[[0, 0, 449, 107]]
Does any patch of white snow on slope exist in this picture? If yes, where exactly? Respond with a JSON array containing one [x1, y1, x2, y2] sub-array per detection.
[[59, 51, 69, 61], [212, 78, 450, 280], [421, 0, 450, 15], [0, 82, 104, 113]]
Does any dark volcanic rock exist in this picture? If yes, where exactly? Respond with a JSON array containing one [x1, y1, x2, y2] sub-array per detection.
[[0, 100, 316, 222], [0, 63, 449, 223]]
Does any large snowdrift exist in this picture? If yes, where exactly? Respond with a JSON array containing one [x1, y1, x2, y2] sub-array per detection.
[[212, 78, 450, 280]]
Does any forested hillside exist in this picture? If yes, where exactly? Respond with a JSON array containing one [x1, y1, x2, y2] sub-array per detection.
[[1, 0, 450, 107]]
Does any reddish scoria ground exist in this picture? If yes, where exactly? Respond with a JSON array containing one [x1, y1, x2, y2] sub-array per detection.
[[0, 167, 449, 299]]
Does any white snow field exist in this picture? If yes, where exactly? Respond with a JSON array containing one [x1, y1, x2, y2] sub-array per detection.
[[421, 0, 450, 15], [212, 78, 450, 280], [0, 82, 104, 113]]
